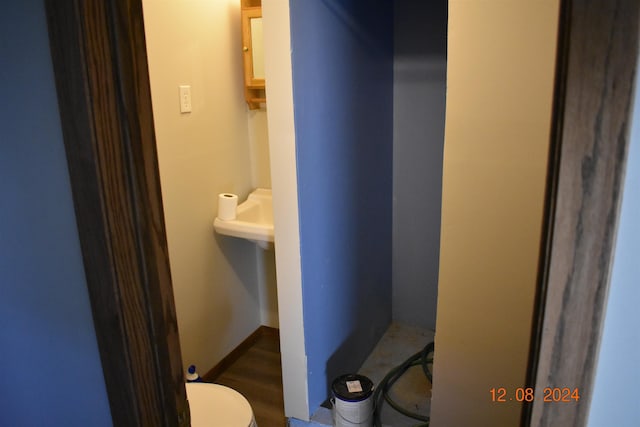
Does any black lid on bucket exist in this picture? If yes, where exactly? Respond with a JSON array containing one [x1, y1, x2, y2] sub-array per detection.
[[331, 374, 373, 402]]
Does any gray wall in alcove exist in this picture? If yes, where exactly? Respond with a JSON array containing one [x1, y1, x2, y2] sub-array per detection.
[[393, 0, 448, 330]]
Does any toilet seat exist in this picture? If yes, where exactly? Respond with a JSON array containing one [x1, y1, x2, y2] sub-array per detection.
[[186, 382, 257, 427]]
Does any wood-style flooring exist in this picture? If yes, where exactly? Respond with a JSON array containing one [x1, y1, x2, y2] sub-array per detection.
[[206, 328, 286, 427]]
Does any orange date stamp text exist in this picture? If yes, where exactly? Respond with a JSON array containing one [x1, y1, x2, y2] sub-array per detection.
[[490, 387, 580, 403]]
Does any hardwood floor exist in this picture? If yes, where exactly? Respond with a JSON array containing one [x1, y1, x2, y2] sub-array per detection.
[[206, 327, 286, 427]]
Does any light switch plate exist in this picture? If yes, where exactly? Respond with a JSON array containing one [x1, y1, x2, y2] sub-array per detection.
[[179, 85, 192, 113]]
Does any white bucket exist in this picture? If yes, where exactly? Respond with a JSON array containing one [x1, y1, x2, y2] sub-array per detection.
[[331, 374, 374, 427]]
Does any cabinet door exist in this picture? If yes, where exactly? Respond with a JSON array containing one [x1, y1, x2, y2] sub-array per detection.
[[242, 7, 265, 88]]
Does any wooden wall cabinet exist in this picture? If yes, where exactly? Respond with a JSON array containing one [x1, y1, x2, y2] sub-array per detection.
[[241, 0, 265, 109]]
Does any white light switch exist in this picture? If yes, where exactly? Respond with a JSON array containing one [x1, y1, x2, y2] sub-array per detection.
[[179, 85, 192, 113]]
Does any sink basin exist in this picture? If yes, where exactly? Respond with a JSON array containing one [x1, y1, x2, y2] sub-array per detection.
[[214, 188, 274, 249]]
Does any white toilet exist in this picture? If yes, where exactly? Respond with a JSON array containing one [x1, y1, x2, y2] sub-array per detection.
[[186, 382, 257, 427]]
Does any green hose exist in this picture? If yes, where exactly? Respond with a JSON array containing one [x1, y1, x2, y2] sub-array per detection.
[[372, 342, 434, 427]]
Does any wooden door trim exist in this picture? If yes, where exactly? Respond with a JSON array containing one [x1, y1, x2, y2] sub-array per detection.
[[526, 0, 638, 426], [45, 1, 188, 425]]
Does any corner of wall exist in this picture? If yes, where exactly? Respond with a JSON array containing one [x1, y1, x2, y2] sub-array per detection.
[[263, 0, 309, 419]]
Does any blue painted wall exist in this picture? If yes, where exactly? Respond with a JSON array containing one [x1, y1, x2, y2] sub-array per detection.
[[0, 1, 113, 426], [289, 0, 394, 411], [587, 59, 640, 427]]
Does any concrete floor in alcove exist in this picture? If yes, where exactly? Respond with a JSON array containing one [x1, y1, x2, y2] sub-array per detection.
[[305, 322, 434, 427]]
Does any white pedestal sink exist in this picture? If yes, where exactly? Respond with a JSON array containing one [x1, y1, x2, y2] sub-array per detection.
[[213, 188, 274, 249]]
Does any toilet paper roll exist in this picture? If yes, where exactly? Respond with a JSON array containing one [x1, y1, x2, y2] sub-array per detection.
[[218, 193, 238, 221]]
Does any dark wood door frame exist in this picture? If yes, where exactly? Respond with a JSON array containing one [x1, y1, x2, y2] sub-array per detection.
[[45, 0, 637, 426], [45, 1, 188, 426], [527, 0, 638, 426]]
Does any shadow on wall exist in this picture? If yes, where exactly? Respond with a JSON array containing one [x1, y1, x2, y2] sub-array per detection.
[[324, 321, 386, 402], [392, 0, 448, 331], [214, 233, 261, 306]]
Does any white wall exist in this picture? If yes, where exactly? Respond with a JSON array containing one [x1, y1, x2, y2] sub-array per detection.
[[250, 109, 277, 328], [248, 109, 272, 189], [587, 57, 640, 427], [262, 0, 309, 419], [431, 1, 559, 425], [142, 0, 270, 373]]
